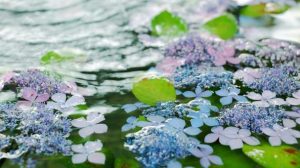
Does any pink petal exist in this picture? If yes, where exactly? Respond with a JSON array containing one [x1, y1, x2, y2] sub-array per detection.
[[221, 44, 235, 58], [213, 57, 226, 66], [22, 88, 37, 102], [2, 72, 15, 82], [35, 93, 50, 102], [227, 57, 241, 64], [156, 57, 184, 76]]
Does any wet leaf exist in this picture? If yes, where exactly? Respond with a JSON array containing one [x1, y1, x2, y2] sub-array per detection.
[[41, 51, 66, 65], [151, 10, 188, 37], [203, 13, 238, 40], [243, 143, 300, 168], [241, 3, 289, 17], [132, 76, 176, 106]]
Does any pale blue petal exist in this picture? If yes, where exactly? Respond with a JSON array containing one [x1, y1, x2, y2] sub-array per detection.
[[199, 91, 213, 98], [167, 160, 182, 168], [216, 89, 229, 96], [191, 118, 203, 127], [127, 116, 137, 123], [176, 90, 182, 95], [203, 118, 219, 126], [183, 91, 196, 98], [230, 87, 240, 94], [195, 87, 203, 95], [210, 106, 219, 112], [234, 96, 248, 102], [220, 96, 233, 105], [136, 121, 152, 127], [121, 124, 134, 132], [122, 104, 137, 113], [199, 105, 211, 113], [188, 112, 199, 119], [147, 115, 165, 123], [166, 118, 186, 129], [184, 127, 202, 136]]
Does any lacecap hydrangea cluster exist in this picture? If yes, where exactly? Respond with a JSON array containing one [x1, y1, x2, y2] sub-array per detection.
[[0, 70, 107, 168], [122, 35, 300, 168]]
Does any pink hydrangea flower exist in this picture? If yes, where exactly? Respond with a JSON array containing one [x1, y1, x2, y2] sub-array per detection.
[[156, 57, 185, 76], [207, 44, 240, 66]]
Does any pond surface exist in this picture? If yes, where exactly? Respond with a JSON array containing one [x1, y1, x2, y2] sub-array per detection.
[[0, 0, 300, 167]]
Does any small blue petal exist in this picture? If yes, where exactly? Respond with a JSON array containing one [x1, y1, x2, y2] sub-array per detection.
[[183, 91, 196, 98], [203, 118, 219, 126], [220, 96, 233, 105], [191, 118, 203, 127]]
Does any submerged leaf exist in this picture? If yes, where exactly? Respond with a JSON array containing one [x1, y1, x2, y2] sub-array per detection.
[[132, 76, 176, 106], [151, 10, 188, 37], [243, 143, 300, 168], [203, 13, 238, 40]]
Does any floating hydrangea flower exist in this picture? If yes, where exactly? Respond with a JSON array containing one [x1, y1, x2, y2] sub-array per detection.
[[135, 115, 166, 128], [188, 111, 219, 128], [249, 66, 299, 95], [216, 87, 248, 105], [125, 124, 199, 168], [205, 127, 260, 150], [286, 90, 300, 105], [234, 68, 262, 85], [11, 70, 66, 95], [262, 119, 300, 146], [172, 65, 234, 89], [164, 35, 213, 64], [166, 118, 202, 136], [121, 116, 139, 132], [207, 43, 240, 66], [182, 86, 213, 98], [188, 98, 219, 113], [286, 110, 300, 125], [189, 145, 223, 168], [71, 112, 108, 138], [121, 102, 149, 113], [247, 90, 286, 107], [218, 103, 286, 133], [17, 87, 49, 108], [72, 140, 105, 164], [47, 93, 85, 116]]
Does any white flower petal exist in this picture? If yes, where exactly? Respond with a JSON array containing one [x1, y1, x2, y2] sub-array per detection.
[[239, 129, 251, 137], [292, 90, 300, 99], [200, 157, 211, 168], [247, 92, 262, 100], [283, 119, 296, 128], [71, 144, 85, 153], [252, 100, 270, 107], [242, 137, 260, 146], [228, 139, 244, 150], [72, 154, 88, 164], [88, 152, 105, 164], [51, 93, 67, 103], [262, 90, 276, 99], [269, 136, 281, 146], [204, 133, 219, 143], [72, 118, 89, 128], [269, 98, 286, 106], [219, 135, 230, 145], [208, 155, 223, 165], [286, 98, 300, 106], [285, 112, 300, 118], [79, 126, 94, 138], [93, 124, 108, 134], [189, 148, 204, 158], [280, 132, 298, 144], [65, 95, 85, 107], [262, 128, 277, 136], [289, 129, 300, 138]]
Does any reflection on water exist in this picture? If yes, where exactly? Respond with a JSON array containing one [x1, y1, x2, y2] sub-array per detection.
[[0, 0, 299, 167]]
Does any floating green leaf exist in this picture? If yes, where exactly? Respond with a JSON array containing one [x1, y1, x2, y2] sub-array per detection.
[[241, 3, 289, 17], [151, 10, 188, 37], [243, 143, 300, 168], [203, 13, 238, 40], [132, 76, 176, 106], [40, 51, 66, 65]]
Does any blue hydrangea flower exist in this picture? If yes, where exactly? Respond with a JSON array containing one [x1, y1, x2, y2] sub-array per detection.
[[218, 103, 286, 133], [142, 102, 187, 118], [188, 99, 219, 113], [216, 87, 248, 105], [11, 70, 65, 95], [125, 124, 199, 168], [188, 111, 219, 128], [249, 66, 299, 95], [182, 86, 213, 99]]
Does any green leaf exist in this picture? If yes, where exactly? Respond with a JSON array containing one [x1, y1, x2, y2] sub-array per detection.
[[203, 13, 238, 40], [114, 157, 140, 168], [151, 10, 188, 37], [132, 76, 176, 106], [40, 51, 66, 65], [241, 3, 289, 17], [243, 143, 300, 168]]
